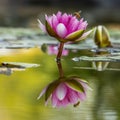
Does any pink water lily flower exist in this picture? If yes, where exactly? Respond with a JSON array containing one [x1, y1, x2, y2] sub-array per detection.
[[38, 76, 91, 108], [38, 11, 93, 43]]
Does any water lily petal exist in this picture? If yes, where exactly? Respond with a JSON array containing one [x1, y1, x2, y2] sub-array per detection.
[[67, 16, 76, 32], [56, 97, 69, 107], [78, 20, 88, 30], [56, 11, 62, 21], [37, 86, 47, 100], [45, 15, 53, 27], [68, 19, 79, 33], [77, 92, 86, 101], [60, 13, 69, 26], [56, 23, 67, 38], [60, 97, 70, 107], [67, 90, 79, 104], [51, 91, 59, 107], [52, 15, 59, 32], [37, 19, 46, 33], [55, 83, 67, 100]]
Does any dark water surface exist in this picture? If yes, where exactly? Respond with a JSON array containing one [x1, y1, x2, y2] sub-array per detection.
[[0, 47, 120, 120]]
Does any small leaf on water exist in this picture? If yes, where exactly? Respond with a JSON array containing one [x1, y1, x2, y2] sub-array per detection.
[[72, 55, 120, 62], [0, 62, 40, 70], [65, 79, 84, 93]]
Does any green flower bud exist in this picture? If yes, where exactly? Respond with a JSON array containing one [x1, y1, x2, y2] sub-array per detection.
[[94, 25, 112, 48]]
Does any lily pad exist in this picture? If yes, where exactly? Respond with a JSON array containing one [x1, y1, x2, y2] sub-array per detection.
[[72, 55, 120, 62], [0, 27, 119, 49], [0, 62, 40, 75]]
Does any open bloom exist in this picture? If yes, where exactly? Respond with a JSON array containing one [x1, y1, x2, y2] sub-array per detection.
[[38, 11, 93, 43], [38, 76, 91, 108]]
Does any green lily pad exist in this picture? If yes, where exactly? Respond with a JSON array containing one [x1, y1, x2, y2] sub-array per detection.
[[0, 62, 40, 76], [0, 62, 39, 70], [0, 27, 119, 49], [72, 55, 120, 62]]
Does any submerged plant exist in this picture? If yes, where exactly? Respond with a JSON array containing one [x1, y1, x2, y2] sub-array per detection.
[[38, 76, 90, 108]]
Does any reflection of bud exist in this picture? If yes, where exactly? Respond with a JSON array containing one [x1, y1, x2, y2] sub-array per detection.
[[94, 25, 112, 48], [92, 61, 109, 71], [38, 76, 91, 108]]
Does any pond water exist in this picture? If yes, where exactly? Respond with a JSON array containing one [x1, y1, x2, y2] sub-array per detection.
[[0, 28, 120, 120]]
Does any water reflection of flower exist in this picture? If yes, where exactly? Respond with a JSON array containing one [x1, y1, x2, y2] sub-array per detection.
[[48, 45, 69, 56], [38, 76, 90, 108]]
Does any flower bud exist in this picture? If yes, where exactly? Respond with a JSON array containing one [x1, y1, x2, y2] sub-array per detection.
[[92, 61, 109, 71], [94, 25, 112, 48]]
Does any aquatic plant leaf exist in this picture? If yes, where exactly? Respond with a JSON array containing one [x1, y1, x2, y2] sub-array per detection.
[[0, 27, 119, 49], [72, 55, 120, 62], [0, 62, 40, 70]]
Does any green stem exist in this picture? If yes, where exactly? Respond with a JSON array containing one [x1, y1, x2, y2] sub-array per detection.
[[56, 42, 64, 77], [56, 42, 64, 60]]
